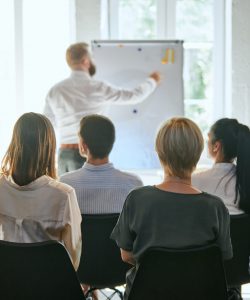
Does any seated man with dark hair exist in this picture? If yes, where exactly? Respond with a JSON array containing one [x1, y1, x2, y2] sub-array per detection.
[[60, 114, 143, 214]]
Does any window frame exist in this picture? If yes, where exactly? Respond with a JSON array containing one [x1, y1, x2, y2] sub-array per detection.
[[14, 0, 24, 113], [106, 0, 230, 123]]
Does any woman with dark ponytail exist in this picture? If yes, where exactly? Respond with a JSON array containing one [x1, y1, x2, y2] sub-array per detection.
[[192, 118, 250, 214]]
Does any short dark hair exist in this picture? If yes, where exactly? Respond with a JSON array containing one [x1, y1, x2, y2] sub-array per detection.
[[79, 114, 115, 159]]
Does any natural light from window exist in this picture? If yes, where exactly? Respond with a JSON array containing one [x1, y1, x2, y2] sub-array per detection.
[[0, 0, 74, 160], [0, 0, 16, 160]]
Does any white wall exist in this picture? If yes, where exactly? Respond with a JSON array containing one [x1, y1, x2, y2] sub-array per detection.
[[75, 0, 101, 44], [232, 0, 250, 125]]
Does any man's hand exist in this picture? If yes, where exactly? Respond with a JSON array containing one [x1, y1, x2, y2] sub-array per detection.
[[149, 72, 161, 84]]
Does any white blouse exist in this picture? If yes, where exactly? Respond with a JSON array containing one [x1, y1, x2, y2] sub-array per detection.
[[192, 163, 244, 215], [0, 175, 82, 269]]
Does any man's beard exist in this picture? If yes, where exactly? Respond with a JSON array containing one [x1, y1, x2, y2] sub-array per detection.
[[89, 62, 96, 76]]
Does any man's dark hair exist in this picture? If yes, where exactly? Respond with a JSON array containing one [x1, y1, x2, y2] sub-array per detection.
[[79, 114, 115, 158]]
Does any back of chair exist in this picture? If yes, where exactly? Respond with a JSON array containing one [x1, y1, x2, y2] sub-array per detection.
[[0, 240, 85, 300], [77, 214, 130, 287], [224, 214, 250, 286], [128, 245, 228, 300]]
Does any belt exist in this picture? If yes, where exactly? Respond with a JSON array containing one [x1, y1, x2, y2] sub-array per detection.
[[60, 144, 79, 149]]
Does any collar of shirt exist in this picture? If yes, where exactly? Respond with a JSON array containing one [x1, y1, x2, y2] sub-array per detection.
[[4, 175, 50, 191], [212, 162, 236, 171], [82, 162, 114, 171], [70, 70, 91, 79]]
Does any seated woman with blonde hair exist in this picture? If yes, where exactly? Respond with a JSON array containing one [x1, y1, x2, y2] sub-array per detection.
[[111, 117, 232, 300], [0, 112, 82, 270]]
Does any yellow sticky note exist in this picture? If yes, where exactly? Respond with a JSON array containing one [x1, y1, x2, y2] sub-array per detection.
[[161, 49, 175, 64], [161, 49, 169, 64]]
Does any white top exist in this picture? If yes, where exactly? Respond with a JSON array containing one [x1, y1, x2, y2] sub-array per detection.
[[60, 162, 143, 214], [44, 71, 157, 144], [0, 175, 82, 269], [192, 163, 244, 215]]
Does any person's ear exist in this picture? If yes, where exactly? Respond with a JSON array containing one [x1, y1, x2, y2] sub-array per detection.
[[212, 140, 221, 154], [78, 137, 88, 156]]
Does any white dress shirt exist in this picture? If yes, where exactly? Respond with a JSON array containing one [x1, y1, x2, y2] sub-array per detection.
[[60, 162, 143, 214], [0, 175, 82, 269], [44, 71, 157, 144], [192, 163, 244, 215]]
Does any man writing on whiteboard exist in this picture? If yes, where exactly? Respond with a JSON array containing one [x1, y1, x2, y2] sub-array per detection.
[[44, 42, 160, 175]]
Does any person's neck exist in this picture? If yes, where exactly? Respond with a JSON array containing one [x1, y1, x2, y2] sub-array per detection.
[[156, 174, 201, 194], [214, 156, 233, 164], [87, 156, 109, 166], [163, 175, 191, 186], [71, 65, 88, 72]]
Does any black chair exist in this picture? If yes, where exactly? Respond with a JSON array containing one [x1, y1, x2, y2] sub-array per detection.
[[0, 240, 86, 300], [128, 245, 228, 300], [77, 214, 130, 299], [224, 214, 250, 287]]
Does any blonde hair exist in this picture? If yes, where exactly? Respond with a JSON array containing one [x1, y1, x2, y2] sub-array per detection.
[[66, 42, 90, 68], [155, 117, 204, 178], [1, 112, 57, 185]]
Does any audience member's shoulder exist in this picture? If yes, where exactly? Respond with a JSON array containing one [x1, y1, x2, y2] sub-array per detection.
[[60, 168, 82, 183], [126, 185, 153, 198], [201, 191, 229, 211], [47, 177, 75, 195], [123, 186, 156, 208], [115, 169, 143, 185]]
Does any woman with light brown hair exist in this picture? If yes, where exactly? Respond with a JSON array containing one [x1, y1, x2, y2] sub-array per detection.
[[0, 112, 82, 270], [111, 117, 232, 300]]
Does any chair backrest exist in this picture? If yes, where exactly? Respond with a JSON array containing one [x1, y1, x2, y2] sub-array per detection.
[[77, 214, 130, 287], [128, 245, 228, 300], [224, 213, 250, 286], [0, 240, 85, 300]]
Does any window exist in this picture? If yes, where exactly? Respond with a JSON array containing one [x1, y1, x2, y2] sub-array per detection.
[[106, 0, 227, 165], [22, 0, 74, 113], [106, 0, 226, 134], [0, 0, 16, 159], [0, 0, 75, 159], [118, 0, 157, 39], [176, 0, 214, 132]]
